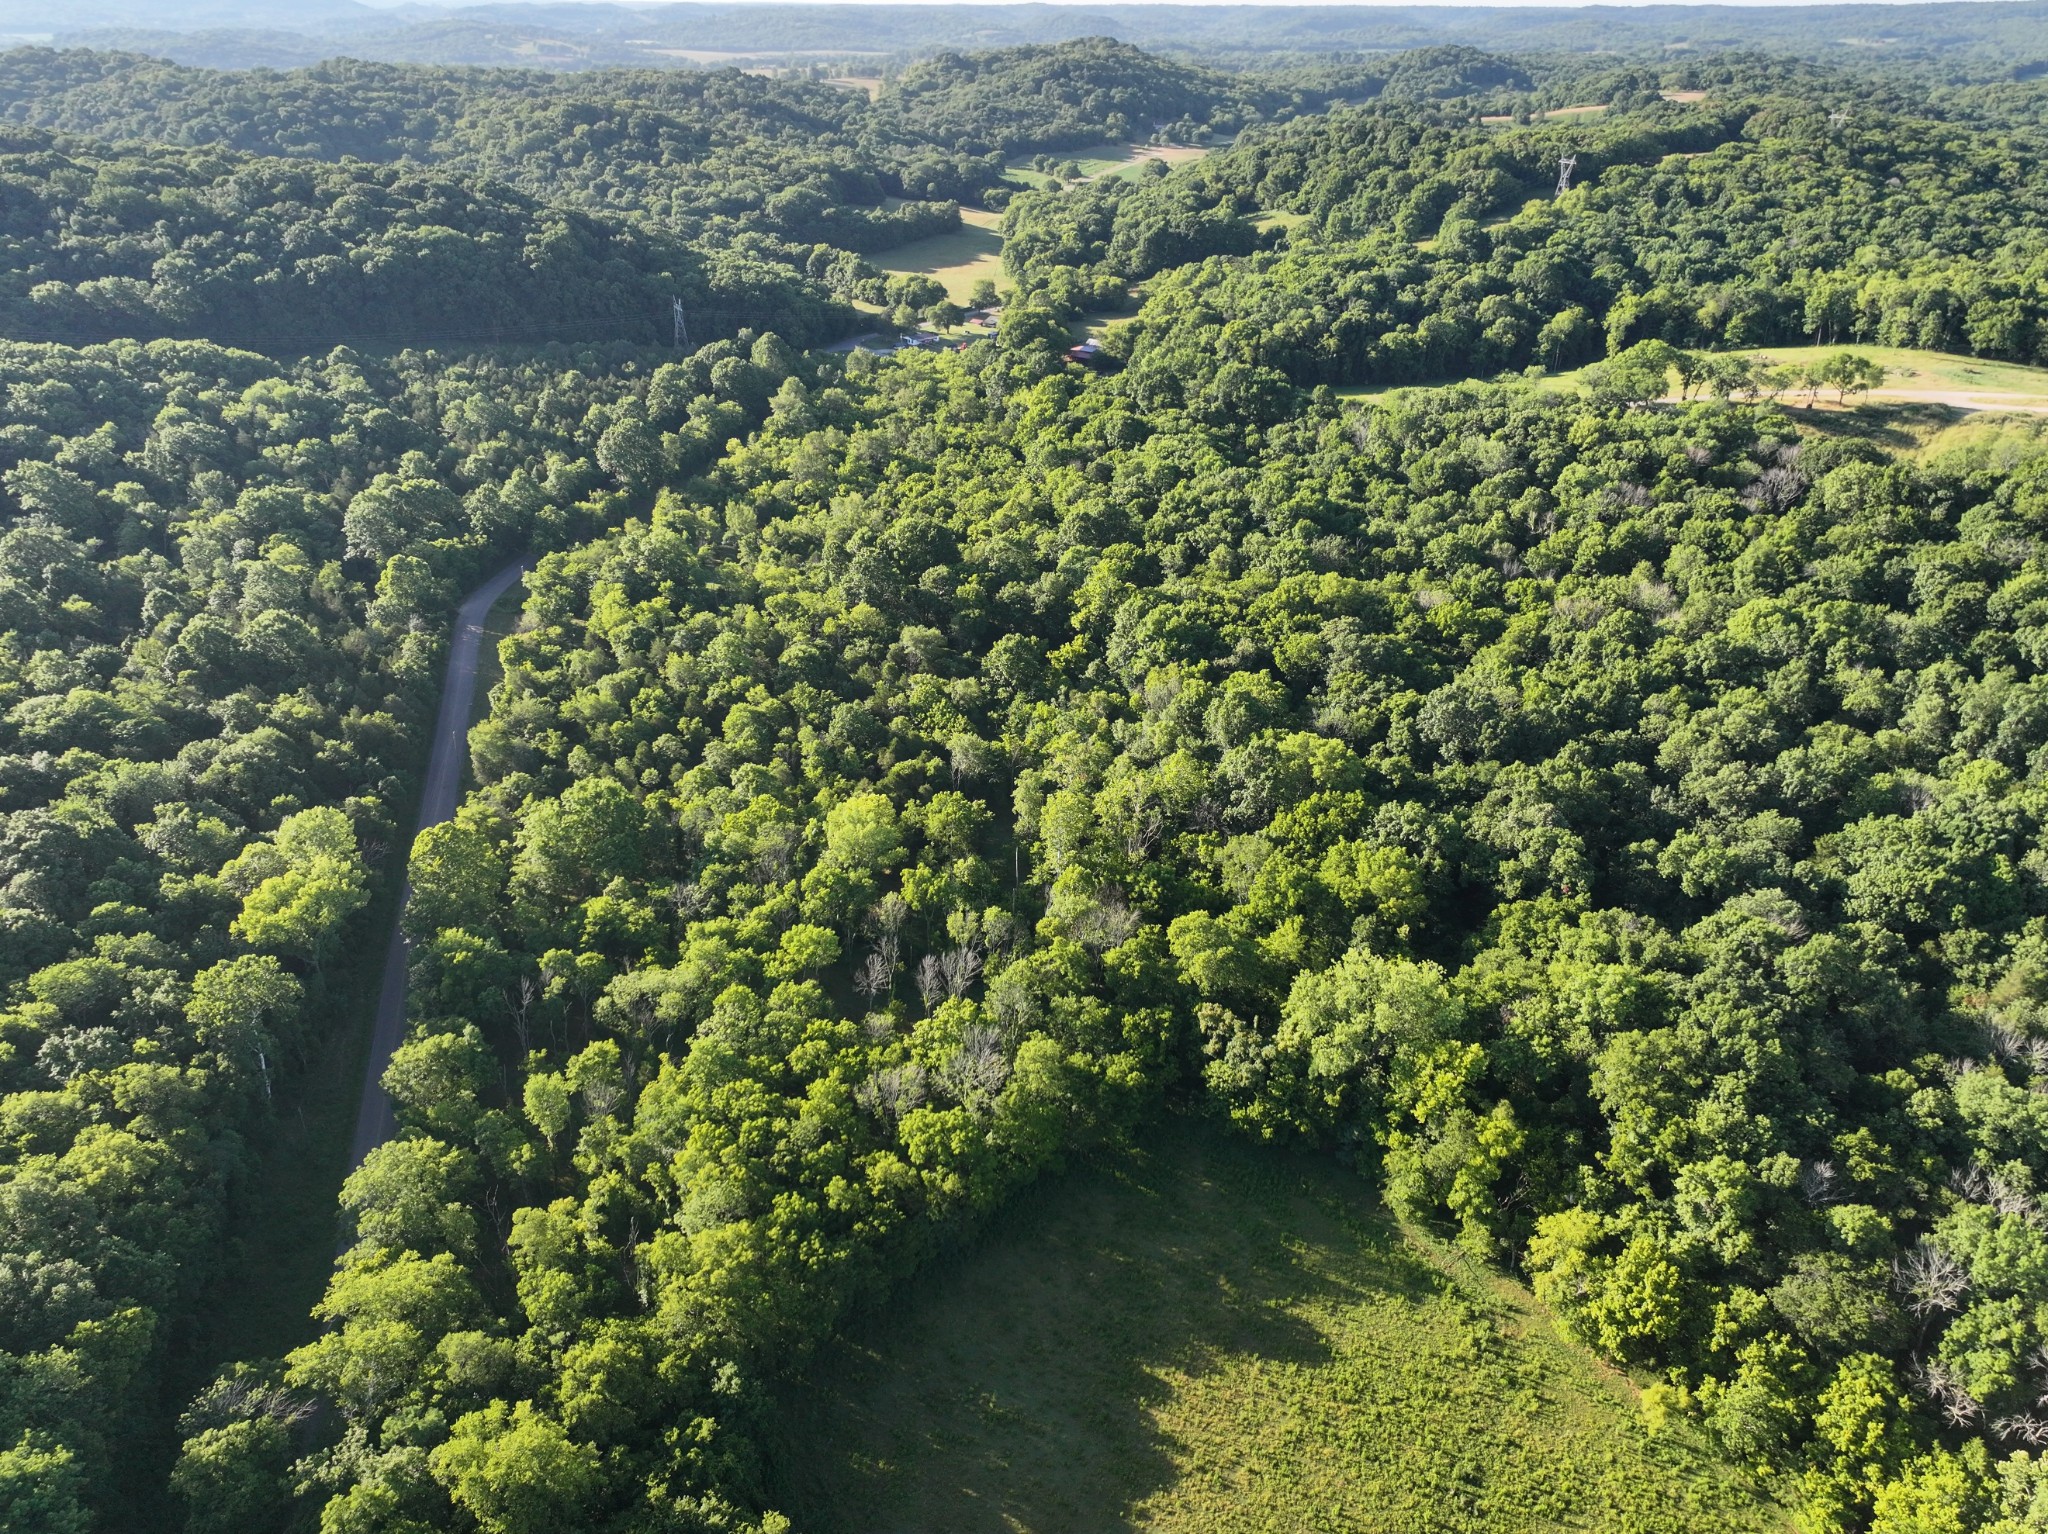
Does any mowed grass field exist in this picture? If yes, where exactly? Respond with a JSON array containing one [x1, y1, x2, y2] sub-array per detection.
[[1730, 344, 2048, 409], [1004, 141, 1214, 192], [1336, 346, 2048, 420], [1535, 344, 2048, 411], [876, 145, 1216, 304], [874, 207, 1005, 305], [769, 1120, 1788, 1534]]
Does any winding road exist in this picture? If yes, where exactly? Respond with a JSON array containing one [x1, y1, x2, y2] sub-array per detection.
[[345, 559, 531, 1173]]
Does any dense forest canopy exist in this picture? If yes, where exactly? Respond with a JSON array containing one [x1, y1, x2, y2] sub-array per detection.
[[867, 37, 1376, 154], [0, 129, 854, 348], [0, 52, 998, 224], [275, 327, 2048, 1534], [4, 26, 2048, 1534], [0, 39, 1396, 352], [999, 67, 2048, 393], [0, 324, 817, 1528]]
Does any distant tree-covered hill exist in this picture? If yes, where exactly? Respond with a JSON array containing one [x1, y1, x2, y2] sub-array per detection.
[[869, 36, 1367, 154], [0, 127, 853, 347], [1004, 66, 2048, 388]]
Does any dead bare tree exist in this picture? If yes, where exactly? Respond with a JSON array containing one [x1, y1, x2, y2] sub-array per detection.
[[1894, 1240, 1970, 1317], [1951, 1163, 1992, 1203], [1911, 1356, 1983, 1427], [939, 945, 983, 999], [1990, 1175, 2040, 1223], [916, 953, 947, 1011], [1799, 1159, 1839, 1207], [938, 1024, 1011, 1107], [1070, 890, 1142, 952], [1987, 1022, 2029, 1066], [854, 1061, 928, 1123], [853, 949, 894, 1000], [504, 974, 539, 1056], [1995, 1414, 2048, 1448]]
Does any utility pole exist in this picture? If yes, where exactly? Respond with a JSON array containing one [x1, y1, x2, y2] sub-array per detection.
[[1556, 155, 1578, 195], [672, 297, 690, 350]]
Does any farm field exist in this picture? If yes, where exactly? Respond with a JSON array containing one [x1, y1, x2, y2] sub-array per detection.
[[1004, 139, 1215, 191], [875, 205, 1006, 303], [1719, 344, 2048, 410], [885, 140, 1217, 306], [1336, 346, 2048, 416], [770, 1120, 1788, 1534], [1549, 344, 2048, 411]]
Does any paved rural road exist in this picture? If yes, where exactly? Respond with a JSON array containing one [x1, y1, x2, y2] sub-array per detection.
[[345, 559, 530, 1173]]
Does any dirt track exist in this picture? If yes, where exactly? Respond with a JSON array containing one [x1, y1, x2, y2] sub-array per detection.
[[1861, 388, 2048, 415]]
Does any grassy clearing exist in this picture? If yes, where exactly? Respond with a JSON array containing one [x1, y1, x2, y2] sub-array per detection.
[[874, 207, 1006, 305], [1781, 400, 2048, 463], [1483, 103, 1611, 125], [1724, 344, 2048, 408], [1076, 313, 1132, 341], [1499, 346, 2048, 415], [1003, 141, 1215, 193], [1915, 410, 2048, 467], [769, 1119, 1787, 1534], [1098, 142, 1212, 183], [1531, 345, 2048, 410]]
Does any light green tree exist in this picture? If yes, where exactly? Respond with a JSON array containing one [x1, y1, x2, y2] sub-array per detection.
[[429, 1400, 605, 1534], [219, 807, 370, 969]]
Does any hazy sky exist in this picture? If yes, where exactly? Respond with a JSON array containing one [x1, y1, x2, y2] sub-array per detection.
[[343, 0, 2009, 8]]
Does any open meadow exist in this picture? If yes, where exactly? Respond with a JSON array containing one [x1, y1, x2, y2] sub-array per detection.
[[875, 206, 1006, 304], [771, 1122, 1789, 1534]]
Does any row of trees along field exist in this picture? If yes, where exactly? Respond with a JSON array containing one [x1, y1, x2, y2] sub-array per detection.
[[4, 33, 2048, 1534], [1001, 62, 2048, 387]]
